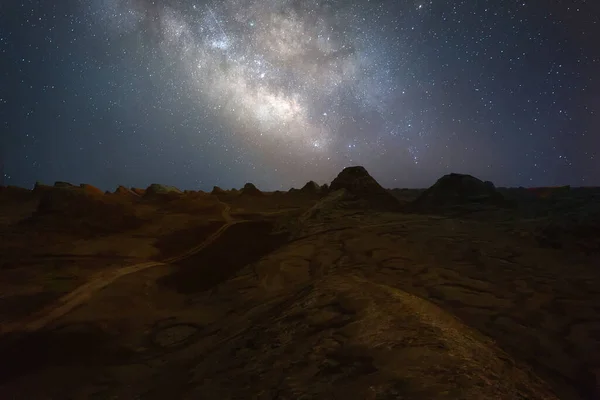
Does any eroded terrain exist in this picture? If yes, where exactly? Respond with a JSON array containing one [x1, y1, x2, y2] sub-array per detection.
[[0, 174, 598, 399]]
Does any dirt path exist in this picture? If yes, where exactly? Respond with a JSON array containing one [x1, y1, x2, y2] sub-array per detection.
[[0, 202, 238, 335]]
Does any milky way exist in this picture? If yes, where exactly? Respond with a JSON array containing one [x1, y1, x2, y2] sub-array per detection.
[[3, 0, 599, 190], [91, 0, 404, 170]]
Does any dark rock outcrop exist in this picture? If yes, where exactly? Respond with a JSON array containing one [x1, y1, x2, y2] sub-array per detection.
[[410, 173, 505, 212], [329, 166, 401, 211], [115, 185, 138, 196], [0, 185, 33, 202], [33, 181, 52, 193], [80, 183, 104, 196], [211, 186, 227, 195], [241, 183, 263, 196], [54, 181, 75, 188], [300, 181, 320, 195]]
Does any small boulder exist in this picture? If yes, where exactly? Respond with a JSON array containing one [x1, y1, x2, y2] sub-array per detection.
[[240, 182, 263, 196]]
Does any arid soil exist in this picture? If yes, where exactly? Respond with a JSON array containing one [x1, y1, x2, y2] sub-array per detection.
[[0, 175, 599, 400]]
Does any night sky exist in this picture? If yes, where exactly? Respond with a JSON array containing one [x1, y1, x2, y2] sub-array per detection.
[[2, 0, 599, 192]]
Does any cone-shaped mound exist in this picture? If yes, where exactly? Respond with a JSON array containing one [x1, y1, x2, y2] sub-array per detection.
[[241, 182, 263, 196], [115, 185, 138, 196], [411, 173, 505, 211], [79, 183, 104, 196], [299, 180, 320, 194], [329, 166, 400, 211], [211, 186, 227, 195]]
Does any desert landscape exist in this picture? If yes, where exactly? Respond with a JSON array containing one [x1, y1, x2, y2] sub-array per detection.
[[0, 166, 599, 399]]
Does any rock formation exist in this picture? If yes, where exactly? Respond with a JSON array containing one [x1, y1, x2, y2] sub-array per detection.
[[145, 184, 182, 196], [240, 182, 263, 196], [115, 185, 138, 196], [299, 180, 320, 195], [328, 166, 401, 211], [79, 183, 104, 196], [53, 181, 75, 188], [131, 187, 145, 196], [410, 173, 505, 212], [299, 188, 354, 222], [33, 181, 52, 193], [211, 186, 227, 195]]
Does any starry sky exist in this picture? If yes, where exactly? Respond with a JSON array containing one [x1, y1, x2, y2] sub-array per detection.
[[2, 0, 599, 191]]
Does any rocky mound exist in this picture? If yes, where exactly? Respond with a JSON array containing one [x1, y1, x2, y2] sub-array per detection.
[[410, 173, 505, 212], [211, 186, 227, 195], [33, 181, 52, 193], [115, 185, 138, 196], [53, 181, 75, 189], [131, 187, 145, 196], [299, 180, 320, 195], [0, 185, 34, 203], [300, 189, 354, 222], [240, 182, 263, 196], [329, 166, 401, 211], [145, 184, 182, 196], [79, 183, 104, 196]]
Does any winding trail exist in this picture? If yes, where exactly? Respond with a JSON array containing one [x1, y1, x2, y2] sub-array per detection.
[[0, 202, 238, 335]]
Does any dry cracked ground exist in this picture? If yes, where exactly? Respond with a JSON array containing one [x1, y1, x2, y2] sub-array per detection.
[[0, 180, 599, 400]]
